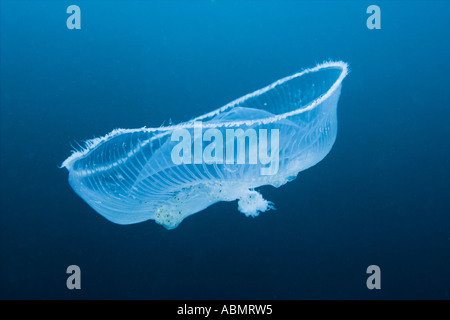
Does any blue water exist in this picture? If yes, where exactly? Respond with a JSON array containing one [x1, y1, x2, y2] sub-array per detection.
[[1, 0, 449, 299]]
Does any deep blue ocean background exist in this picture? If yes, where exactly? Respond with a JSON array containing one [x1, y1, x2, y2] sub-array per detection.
[[1, 0, 449, 299]]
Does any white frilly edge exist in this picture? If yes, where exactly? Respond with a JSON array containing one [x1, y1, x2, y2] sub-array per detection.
[[61, 60, 348, 170]]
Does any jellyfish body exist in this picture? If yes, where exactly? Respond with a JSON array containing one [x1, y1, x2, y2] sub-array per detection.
[[62, 61, 348, 229]]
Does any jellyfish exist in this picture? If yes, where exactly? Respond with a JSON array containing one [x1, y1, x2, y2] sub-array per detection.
[[61, 61, 348, 229]]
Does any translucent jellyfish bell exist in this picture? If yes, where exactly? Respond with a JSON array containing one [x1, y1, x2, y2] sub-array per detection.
[[61, 61, 348, 229]]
